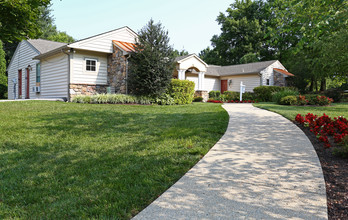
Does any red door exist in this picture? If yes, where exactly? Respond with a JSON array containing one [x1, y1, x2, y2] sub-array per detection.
[[221, 80, 227, 94], [18, 70, 22, 98], [26, 68, 30, 99]]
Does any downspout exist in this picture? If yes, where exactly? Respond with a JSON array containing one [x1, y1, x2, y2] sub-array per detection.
[[125, 54, 131, 95], [62, 49, 71, 102]]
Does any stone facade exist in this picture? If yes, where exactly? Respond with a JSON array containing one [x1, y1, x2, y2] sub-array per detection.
[[273, 71, 286, 87], [107, 44, 128, 94], [70, 84, 108, 98], [195, 90, 209, 102]]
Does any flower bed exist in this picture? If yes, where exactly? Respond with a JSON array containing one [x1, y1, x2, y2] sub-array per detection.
[[207, 99, 257, 103], [295, 113, 348, 151]]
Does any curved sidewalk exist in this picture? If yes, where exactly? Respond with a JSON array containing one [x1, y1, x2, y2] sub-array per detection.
[[134, 104, 327, 219]]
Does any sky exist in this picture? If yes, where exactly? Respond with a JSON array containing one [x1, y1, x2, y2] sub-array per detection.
[[50, 0, 233, 54]]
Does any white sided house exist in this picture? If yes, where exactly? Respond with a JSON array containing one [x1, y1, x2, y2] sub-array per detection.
[[7, 26, 137, 100], [174, 54, 294, 98], [7, 26, 293, 101]]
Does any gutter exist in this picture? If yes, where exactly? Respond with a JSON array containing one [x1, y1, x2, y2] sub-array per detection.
[[61, 48, 71, 102], [125, 54, 131, 95]]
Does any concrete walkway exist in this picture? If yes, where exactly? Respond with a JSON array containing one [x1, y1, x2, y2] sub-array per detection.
[[134, 104, 327, 220]]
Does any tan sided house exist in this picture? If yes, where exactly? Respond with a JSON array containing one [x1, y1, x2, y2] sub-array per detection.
[[7, 27, 293, 101]]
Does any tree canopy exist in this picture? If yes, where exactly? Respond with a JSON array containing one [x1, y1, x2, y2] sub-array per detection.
[[0, 40, 7, 98], [0, 0, 51, 43], [128, 19, 174, 97], [200, 0, 348, 92]]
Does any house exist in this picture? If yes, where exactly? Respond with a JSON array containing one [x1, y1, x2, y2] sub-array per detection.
[[7, 26, 137, 100], [174, 54, 294, 98], [7, 27, 293, 101]]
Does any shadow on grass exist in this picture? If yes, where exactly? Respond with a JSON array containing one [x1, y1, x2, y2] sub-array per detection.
[[0, 105, 228, 219]]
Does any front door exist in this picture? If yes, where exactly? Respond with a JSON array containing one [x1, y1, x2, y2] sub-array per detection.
[[18, 70, 22, 98], [221, 80, 227, 94], [26, 68, 30, 99]]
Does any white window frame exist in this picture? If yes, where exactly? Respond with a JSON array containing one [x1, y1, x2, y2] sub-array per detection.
[[85, 58, 97, 72]]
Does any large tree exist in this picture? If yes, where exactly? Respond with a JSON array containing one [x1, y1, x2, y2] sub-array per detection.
[[200, 0, 277, 65], [0, 40, 7, 99], [128, 19, 174, 97], [0, 0, 51, 43]]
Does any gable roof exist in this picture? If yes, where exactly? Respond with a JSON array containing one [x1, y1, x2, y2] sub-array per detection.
[[27, 39, 67, 54], [175, 54, 209, 68], [206, 60, 278, 76]]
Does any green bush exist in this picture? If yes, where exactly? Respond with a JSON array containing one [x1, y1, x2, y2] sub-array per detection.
[[299, 94, 332, 106], [324, 88, 343, 102], [253, 86, 285, 102], [333, 135, 348, 158], [223, 91, 239, 100], [209, 90, 221, 99], [155, 93, 175, 105], [243, 92, 256, 101], [280, 95, 298, 105], [167, 79, 195, 104], [71, 94, 152, 105], [193, 96, 203, 102], [272, 89, 299, 104]]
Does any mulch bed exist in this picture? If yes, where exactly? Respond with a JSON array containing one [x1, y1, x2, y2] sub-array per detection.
[[294, 122, 348, 220]]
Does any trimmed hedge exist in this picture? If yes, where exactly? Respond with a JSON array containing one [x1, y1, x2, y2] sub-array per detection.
[[272, 89, 299, 104], [71, 94, 153, 104], [253, 86, 298, 102], [280, 95, 297, 105], [168, 79, 195, 104]]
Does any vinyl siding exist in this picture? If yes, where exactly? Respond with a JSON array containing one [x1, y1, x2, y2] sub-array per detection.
[[260, 61, 286, 86], [186, 76, 199, 90], [40, 53, 69, 98], [221, 74, 260, 92], [203, 76, 220, 92], [7, 41, 40, 99], [69, 28, 136, 53], [70, 50, 108, 85]]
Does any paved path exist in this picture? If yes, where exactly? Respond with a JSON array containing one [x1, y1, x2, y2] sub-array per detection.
[[134, 104, 327, 220]]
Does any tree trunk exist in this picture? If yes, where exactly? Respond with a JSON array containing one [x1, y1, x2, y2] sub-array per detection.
[[320, 78, 326, 91], [309, 79, 314, 91]]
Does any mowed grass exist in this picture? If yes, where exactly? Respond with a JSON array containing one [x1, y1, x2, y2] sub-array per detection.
[[0, 101, 229, 219], [253, 102, 348, 120]]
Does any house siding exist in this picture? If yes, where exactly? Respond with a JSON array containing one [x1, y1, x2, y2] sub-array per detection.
[[203, 76, 220, 92], [69, 28, 136, 53], [40, 53, 69, 98], [260, 61, 286, 86], [7, 41, 40, 99], [221, 74, 260, 92], [70, 50, 108, 85]]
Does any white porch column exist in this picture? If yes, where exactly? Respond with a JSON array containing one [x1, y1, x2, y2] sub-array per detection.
[[177, 69, 186, 80], [198, 72, 205, 90]]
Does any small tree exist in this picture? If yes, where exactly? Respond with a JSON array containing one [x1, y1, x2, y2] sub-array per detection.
[[0, 40, 7, 99], [128, 19, 174, 97]]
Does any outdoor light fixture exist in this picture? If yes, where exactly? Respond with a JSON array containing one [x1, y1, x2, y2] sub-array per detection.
[[27, 65, 32, 71]]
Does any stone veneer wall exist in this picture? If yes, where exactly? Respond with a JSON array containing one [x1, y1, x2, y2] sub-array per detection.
[[70, 84, 108, 99], [195, 90, 209, 102], [107, 44, 127, 94], [273, 72, 286, 87]]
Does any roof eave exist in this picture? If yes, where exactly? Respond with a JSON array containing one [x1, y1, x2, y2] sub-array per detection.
[[33, 45, 69, 60]]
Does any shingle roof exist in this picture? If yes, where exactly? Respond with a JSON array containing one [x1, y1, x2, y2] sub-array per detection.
[[27, 39, 67, 54], [206, 60, 278, 76], [175, 54, 193, 62]]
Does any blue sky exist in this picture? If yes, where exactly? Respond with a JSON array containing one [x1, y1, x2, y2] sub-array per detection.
[[51, 0, 233, 54]]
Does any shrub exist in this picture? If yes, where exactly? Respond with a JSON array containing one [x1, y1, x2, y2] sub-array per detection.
[[280, 95, 297, 105], [272, 89, 299, 104], [71, 94, 152, 105], [193, 96, 203, 102], [243, 92, 256, 101], [305, 94, 333, 106], [223, 91, 239, 101], [324, 88, 343, 102], [253, 86, 286, 102], [297, 95, 308, 105], [333, 135, 348, 158], [155, 93, 175, 105], [167, 79, 195, 104], [209, 90, 221, 99]]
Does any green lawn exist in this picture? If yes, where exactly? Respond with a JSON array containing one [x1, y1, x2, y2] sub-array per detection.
[[0, 101, 228, 219], [253, 102, 348, 120]]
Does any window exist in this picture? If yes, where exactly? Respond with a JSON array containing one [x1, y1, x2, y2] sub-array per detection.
[[36, 63, 41, 83], [85, 58, 97, 71], [266, 79, 270, 85]]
